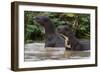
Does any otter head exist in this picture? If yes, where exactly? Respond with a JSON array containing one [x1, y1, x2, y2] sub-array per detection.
[[35, 16, 51, 26], [57, 25, 71, 36]]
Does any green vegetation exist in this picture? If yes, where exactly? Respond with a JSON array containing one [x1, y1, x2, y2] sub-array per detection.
[[24, 11, 90, 43]]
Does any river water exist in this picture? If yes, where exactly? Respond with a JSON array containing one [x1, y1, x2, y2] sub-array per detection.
[[24, 43, 90, 61]]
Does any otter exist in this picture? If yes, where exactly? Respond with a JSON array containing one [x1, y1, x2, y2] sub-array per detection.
[[35, 16, 67, 48], [57, 25, 90, 51]]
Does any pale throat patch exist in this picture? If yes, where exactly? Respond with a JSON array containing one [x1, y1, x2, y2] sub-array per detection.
[[60, 34, 71, 48]]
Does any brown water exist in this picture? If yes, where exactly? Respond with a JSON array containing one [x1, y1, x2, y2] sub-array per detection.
[[24, 43, 90, 61]]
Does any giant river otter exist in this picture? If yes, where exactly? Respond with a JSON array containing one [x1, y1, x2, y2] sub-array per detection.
[[57, 25, 90, 51], [35, 16, 67, 48]]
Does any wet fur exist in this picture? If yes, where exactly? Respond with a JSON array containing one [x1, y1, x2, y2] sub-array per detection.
[[57, 25, 90, 51]]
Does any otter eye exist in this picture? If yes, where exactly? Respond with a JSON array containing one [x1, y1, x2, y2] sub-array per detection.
[[65, 28, 68, 31], [65, 26, 70, 31], [57, 28, 61, 31]]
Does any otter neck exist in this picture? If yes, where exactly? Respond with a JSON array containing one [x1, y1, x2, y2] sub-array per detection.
[[43, 22, 55, 35], [65, 31, 74, 40]]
